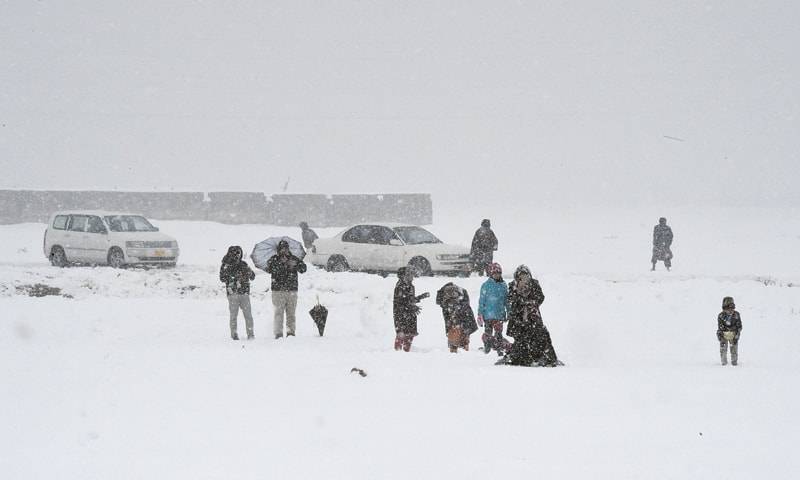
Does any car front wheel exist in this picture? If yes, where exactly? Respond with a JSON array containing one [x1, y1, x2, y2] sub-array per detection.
[[108, 248, 125, 268], [50, 246, 67, 267]]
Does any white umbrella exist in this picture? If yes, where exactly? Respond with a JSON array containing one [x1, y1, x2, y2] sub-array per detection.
[[250, 236, 306, 270]]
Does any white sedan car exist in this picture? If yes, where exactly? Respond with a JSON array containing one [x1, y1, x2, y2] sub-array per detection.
[[307, 223, 472, 276]]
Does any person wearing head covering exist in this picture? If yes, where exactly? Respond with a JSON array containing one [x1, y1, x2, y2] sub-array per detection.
[[478, 262, 511, 355], [393, 267, 429, 352], [651, 217, 674, 271], [219, 246, 256, 340], [266, 240, 307, 338], [502, 265, 560, 367], [470, 219, 498, 276], [299, 222, 319, 250], [717, 296, 743, 366], [435, 282, 478, 353]]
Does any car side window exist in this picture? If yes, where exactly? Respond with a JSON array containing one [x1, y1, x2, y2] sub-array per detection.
[[52, 215, 68, 230], [366, 226, 397, 245], [68, 215, 88, 232], [343, 226, 370, 243], [87, 216, 106, 234]]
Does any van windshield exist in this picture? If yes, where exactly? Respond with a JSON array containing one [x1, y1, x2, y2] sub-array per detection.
[[104, 215, 158, 232]]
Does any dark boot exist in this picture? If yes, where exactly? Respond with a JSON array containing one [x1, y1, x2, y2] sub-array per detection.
[[231, 332, 239, 341]]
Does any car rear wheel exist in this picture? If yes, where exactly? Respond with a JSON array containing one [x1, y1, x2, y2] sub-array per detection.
[[50, 246, 67, 268], [408, 256, 432, 277], [326, 255, 349, 272], [108, 248, 125, 269]]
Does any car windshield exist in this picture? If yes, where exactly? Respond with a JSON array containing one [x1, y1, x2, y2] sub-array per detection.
[[104, 215, 158, 232], [393, 226, 442, 245]]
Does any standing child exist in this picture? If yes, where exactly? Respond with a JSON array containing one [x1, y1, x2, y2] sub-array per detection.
[[219, 246, 256, 340], [717, 296, 743, 366], [436, 282, 478, 353], [393, 267, 429, 352], [478, 263, 510, 355]]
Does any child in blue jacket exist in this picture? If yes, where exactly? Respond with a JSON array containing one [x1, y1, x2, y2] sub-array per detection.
[[478, 263, 511, 355]]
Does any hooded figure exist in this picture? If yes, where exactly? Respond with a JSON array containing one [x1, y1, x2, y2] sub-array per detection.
[[220, 246, 256, 340], [266, 240, 307, 338], [470, 219, 498, 276], [436, 282, 478, 352], [651, 217, 674, 271], [299, 222, 319, 250], [503, 265, 560, 367], [393, 267, 429, 351], [717, 296, 743, 366]]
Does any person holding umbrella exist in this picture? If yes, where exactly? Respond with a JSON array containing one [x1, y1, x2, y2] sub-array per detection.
[[266, 240, 307, 338]]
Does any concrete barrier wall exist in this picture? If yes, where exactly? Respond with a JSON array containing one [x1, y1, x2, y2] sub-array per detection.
[[0, 190, 432, 227]]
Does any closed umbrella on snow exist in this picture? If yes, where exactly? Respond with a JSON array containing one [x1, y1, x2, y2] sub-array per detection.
[[250, 236, 306, 270], [309, 295, 328, 336]]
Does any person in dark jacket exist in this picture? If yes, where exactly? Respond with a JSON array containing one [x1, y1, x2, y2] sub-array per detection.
[[471, 219, 498, 276], [651, 217, 674, 271], [478, 263, 511, 355], [266, 240, 307, 338], [219, 246, 256, 340], [502, 265, 560, 367], [393, 267, 429, 352], [436, 282, 478, 353], [299, 222, 319, 250], [717, 296, 743, 366]]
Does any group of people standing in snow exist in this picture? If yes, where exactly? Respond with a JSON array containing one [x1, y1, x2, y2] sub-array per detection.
[[393, 260, 561, 367], [218, 216, 742, 367], [219, 239, 307, 341]]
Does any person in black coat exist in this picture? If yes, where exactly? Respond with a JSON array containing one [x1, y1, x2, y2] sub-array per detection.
[[651, 217, 674, 271], [470, 219, 498, 276], [266, 240, 307, 338], [393, 267, 429, 352], [717, 296, 743, 366], [220, 246, 256, 340], [502, 265, 560, 367], [436, 282, 478, 353], [299, 222, 319, 250]]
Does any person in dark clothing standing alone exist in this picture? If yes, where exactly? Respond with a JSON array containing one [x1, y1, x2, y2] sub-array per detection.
[[266, 240, 307, 338], [393, 267, 429, 352], [471, 219, 498, 276], [651, 217, 674, 271], [219, 246, 256, 340], [717, 296, 743, 366], [299, 222, 318, 250]]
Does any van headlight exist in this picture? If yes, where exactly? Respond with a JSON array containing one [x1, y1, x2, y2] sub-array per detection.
[[126, 241, 145, 248]]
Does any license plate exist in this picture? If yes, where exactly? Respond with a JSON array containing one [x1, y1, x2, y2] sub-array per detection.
[[154, 249, 166, 257]]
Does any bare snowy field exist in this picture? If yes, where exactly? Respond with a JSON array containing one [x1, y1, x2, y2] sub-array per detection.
[[2, 207, 799, 479]]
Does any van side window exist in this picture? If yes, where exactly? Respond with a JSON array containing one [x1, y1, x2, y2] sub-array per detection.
[[87, 216, 106, 234], [52, 215, 68, 230], [68, 215, 88, 232]]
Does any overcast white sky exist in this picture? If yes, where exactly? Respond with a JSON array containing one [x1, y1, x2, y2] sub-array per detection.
[[1, 1, 797, 208]]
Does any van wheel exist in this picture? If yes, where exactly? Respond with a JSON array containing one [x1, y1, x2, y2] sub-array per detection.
[[326, 255, 349, 272], [408, 257, 432, 277], [108, 248, 125, 268], [50, 246, 67, 267]]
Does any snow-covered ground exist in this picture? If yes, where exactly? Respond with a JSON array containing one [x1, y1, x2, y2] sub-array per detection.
[[2, 207, 799, 479]]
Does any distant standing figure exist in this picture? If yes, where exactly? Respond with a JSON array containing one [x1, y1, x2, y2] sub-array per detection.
[[266, 240, 307, 338], [717, 296, 743, 366], [471, 219, 498, 276], [651, 217, 674, 271], [219, 246, 256, 340], [299, 222, 318, 250], [435, 282, 478, 353], [504, 265, 560, 367], [478, 263, 511, 355], [393, 267, 429, 352]]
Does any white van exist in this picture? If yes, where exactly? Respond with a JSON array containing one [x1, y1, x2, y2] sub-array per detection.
[[43, 211, 180, 268]]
